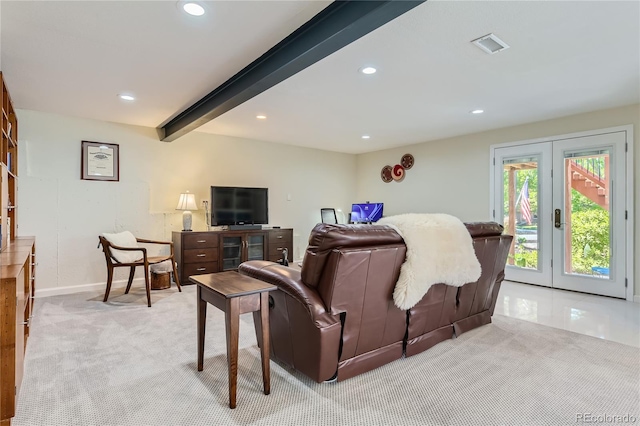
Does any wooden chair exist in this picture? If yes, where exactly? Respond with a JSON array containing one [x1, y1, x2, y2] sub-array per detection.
[[98, 235, 181, 307]]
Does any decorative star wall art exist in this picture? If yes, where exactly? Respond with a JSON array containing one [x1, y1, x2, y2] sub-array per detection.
[[381, 154, 414, 183]]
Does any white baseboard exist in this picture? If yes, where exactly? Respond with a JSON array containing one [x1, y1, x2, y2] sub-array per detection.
[[35, 278, 145, 298], [634, 295, 640, 304]]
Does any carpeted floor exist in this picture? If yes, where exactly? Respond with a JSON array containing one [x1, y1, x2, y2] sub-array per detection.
[[14, 285, 640, 426]]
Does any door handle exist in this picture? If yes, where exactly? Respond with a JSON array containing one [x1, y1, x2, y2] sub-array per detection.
[[554, 209, 562, 228]]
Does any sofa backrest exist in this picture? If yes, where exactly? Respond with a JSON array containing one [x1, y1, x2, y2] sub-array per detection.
[[464, 221, 505, 238], [406, 222, 512, 340], [299, 222, 512, 362], [455, 223, 513, 320], [301, 224, 407, 362], [301, 224, 404, 288]]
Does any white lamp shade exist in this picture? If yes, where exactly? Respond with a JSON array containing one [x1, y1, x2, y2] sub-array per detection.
[[176, 192, 198, 211]]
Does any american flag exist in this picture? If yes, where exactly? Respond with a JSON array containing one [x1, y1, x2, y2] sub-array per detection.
[[520, 178, 532, 225]]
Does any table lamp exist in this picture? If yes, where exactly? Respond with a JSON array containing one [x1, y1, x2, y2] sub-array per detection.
[[176, 191, 198, 231]]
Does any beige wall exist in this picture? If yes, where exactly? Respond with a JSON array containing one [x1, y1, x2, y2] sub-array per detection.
[[16, 104, 639, 298], [356, 104, 639, 297], [17, 109, 356, 293]]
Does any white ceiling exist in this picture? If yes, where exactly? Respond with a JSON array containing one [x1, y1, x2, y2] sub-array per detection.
[[2, 1, 639, 154], [0, 1, 330, 127]]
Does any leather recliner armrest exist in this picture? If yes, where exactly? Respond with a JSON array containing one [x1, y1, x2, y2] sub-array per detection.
[[238, 261, 339, 328], [465, 222, 504, 238]]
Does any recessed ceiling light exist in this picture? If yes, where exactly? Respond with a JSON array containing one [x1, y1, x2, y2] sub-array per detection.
[[361, 135, 371, 139], [256, 115, 267, 120], [119, 94, 135, 101], [183, 2, 205, 16], [471, 109, 484, 114], [360, 67, 377, 75]]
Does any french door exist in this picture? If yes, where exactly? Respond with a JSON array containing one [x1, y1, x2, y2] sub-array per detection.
[[492, 129, 630, 299]]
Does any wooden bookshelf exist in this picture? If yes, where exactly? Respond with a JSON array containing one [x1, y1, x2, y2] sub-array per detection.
[[0, 72, 34, 426], [1, 71, 18, 248]]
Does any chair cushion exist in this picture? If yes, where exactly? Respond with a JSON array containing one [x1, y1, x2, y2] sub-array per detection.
[[102, 231, 140, 263]]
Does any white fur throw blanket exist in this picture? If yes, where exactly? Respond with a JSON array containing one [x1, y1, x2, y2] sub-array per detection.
[[377, 213, 481, 310]]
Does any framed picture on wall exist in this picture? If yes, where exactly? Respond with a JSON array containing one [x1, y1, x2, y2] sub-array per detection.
[[81, 140, 119, 181]]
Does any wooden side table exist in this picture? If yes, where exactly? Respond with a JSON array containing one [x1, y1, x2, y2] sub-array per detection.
[[191, 271, 276, 409]]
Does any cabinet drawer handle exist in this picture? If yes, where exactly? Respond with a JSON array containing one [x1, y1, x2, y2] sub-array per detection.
[[276, 247, 283, 251], [197, 267, 207, 271], [196, 254, 206, 257], [276, 236, 283, 239], [197, 240, 207, 243]]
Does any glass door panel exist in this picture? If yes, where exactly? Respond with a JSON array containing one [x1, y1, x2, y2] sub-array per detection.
[[503, 156, 540, 271], [552, 132, 626, 298], [493, 143, 552, 287], [222, 236, 242, 271], [562, 151, 610, 279], [246, 234, 265, 261]]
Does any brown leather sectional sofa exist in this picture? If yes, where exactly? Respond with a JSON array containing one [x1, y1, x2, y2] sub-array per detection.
[[239, 222, 512, 383]]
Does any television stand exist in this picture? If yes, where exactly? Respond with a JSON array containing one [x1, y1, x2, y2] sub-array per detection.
[[172, 228, 293, 285], [229, 224, 262, 230]]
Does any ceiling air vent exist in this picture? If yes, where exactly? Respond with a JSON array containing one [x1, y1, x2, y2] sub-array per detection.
[[471, 33, 510, 54]]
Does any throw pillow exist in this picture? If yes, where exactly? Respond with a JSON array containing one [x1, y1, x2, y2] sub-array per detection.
[[102, 231, 141, 263]]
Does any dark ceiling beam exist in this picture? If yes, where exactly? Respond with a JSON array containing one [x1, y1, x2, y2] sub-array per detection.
[[158, 0, 426, 142]]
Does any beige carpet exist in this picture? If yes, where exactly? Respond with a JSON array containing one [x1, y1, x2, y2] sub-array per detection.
[[14, 285, 639, 426]]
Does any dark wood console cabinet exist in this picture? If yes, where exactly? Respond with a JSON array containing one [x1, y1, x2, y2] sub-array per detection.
[[172, 228, 293, 285]]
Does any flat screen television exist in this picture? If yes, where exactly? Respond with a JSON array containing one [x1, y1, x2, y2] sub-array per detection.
[[350, 202, 384, 223], [211, 186, 268, 226]]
